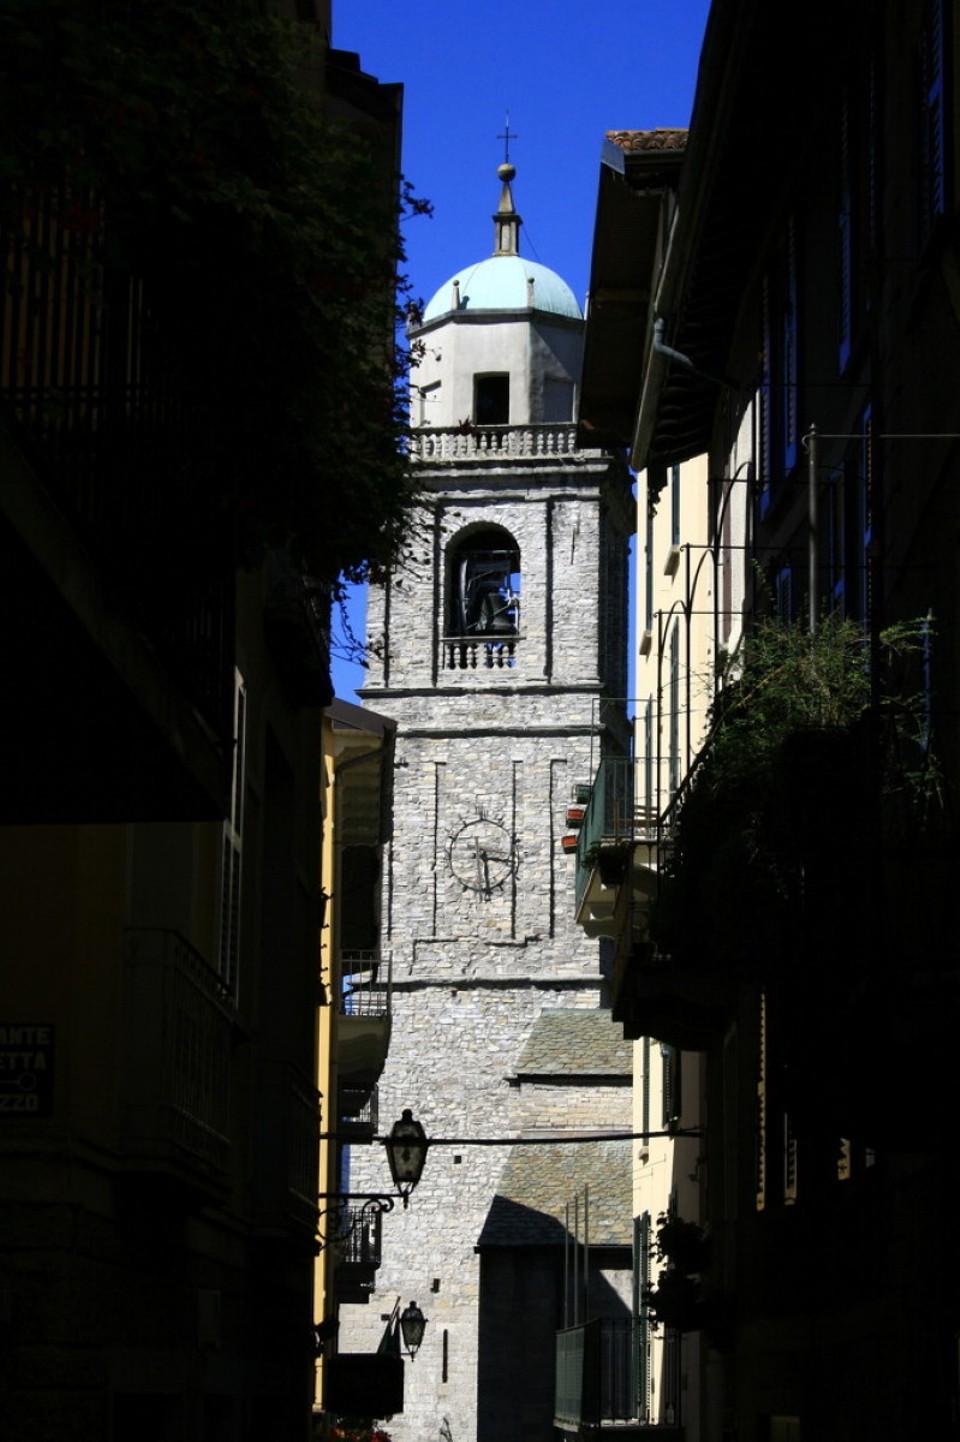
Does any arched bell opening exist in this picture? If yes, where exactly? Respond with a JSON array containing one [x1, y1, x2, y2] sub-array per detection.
[[443, 526, 521, 671]]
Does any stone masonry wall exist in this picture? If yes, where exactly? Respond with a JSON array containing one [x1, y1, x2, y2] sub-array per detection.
[[341, 447, 629, 1442]]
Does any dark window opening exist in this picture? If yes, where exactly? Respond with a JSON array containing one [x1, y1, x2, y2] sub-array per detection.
[[448, 529, 521, 638], [544, 376, 573, 422], [475, 373, 509, 425]]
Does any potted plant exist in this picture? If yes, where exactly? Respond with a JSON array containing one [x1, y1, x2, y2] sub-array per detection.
[[583, 839, 631, 886]]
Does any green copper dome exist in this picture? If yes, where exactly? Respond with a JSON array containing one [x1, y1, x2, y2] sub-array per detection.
[[422, 255, 583, 324], [419, 160, 582, 326]]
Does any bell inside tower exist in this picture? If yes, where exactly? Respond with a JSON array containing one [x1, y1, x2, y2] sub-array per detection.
[[449, 529, 521, 638]]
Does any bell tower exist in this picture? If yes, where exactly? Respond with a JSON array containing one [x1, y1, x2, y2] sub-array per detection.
[[341, 163, 632, 1442]]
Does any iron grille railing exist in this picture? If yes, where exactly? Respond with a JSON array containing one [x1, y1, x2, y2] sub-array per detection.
[[336, 1205, 383, 1267], [340, 949, 380, 976], [256, 1060, 321, 1214], [339, 1083, 379, 1133], [555, 1318, 636, 1429], [244, 1060, 320, 1238], [575, 757, 640, 907], [121, 928, 234, 1175], [339, 954, 392, 1019]]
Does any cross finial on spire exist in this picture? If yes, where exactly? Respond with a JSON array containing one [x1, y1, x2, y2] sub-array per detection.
[[497, 113, 517, 165]]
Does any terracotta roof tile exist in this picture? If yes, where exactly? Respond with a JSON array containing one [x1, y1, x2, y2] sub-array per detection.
[[606, 127, 688, 152]]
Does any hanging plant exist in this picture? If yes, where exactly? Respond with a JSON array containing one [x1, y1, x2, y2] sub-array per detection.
[[330, 1422, 393, 1442], [653, 1212, 711, 1274], [651, 613, 941, 975], [0, 0, 430, 584]]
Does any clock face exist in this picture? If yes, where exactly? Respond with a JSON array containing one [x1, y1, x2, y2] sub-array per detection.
[[447, 816, 518, 898]]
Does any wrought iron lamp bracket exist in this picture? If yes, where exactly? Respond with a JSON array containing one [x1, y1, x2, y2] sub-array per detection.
[[316, 1191, 397, 1251]]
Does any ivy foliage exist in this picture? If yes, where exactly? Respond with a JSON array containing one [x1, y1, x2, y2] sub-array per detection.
[[652, 614, 938, 975], [0, 0, 423, 581]]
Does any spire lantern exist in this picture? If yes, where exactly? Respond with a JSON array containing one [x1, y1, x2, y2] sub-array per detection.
[[493, 160, 521, 257]]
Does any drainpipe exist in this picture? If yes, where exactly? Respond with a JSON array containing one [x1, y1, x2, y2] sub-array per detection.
[[651, 316, 696, 372]]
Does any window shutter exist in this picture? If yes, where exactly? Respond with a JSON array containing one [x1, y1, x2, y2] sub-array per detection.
[[759, 277, 773, 512], [218, 673, 246, 995], [838, 91, 853, 370], [921, 0, 947, 243], [634, 1211, 652, 1423], [756, 991, 767, 1211], [782, 218, 798, 472], [661, 1044, 681, 1130]]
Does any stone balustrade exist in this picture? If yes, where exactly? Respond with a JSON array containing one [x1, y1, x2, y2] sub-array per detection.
[[411, 422, 578, 461], [441, 635, 521, 671]]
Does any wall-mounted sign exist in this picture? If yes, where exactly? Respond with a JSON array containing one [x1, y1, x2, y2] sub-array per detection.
[[0, 1025, 54, 1116]]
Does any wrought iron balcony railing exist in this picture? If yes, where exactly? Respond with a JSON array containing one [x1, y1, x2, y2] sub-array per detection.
[[339, 1083, 379, 1137], [555, 1317, 636, 1430], [338, 957, 392, 1020], [335, 1204, 384, 1268], [339, 948, 381, 977], [254, 1059, 321, 1231], [575, 757, 658, 908], [121, 928, 234, 1178]]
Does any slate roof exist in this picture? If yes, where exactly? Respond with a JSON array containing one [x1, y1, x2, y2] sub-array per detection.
[[513, 1009, 632, 1078], [477, 1139, 632, 1249]]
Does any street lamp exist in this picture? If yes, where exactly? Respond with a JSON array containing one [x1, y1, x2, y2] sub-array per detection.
[[399, 1300, 427, 1359], [385, 1108, 429, 1206], [317, 1109, 429, 1250]]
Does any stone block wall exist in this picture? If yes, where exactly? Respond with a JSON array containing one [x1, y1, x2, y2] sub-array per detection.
[[340, 442, 631, 1442]]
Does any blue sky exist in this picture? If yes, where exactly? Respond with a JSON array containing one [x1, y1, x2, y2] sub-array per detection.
[[331, 0, 711, 701]]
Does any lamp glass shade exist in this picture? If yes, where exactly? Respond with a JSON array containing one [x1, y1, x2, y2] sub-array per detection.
[[386, 1109, 428, 1191], [399, 1301, 426, 1357]]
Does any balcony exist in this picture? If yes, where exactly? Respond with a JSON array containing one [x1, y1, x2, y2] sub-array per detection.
[[337, 956, 392, 1084], [338, 1082, 379, 1142], [324, 1351, 404, 1416], [340, 948, 381, 977], [252, 1060, 320, 1239], [333, 1203, 384, 1304], [556, 1318, 657, 1435], [411, 422, 578, 463], [612, 944, 733, 1050], [574, 759, 658, 937], [120, 929, 234, 1185]]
